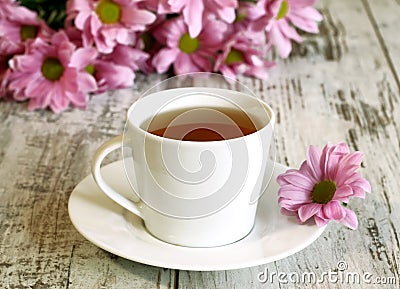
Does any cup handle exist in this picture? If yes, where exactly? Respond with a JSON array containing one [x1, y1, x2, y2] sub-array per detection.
[[91, 135, 144, 219]]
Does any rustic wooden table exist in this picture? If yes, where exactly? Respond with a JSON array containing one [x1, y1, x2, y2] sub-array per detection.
[[1, 0, 399, 288]]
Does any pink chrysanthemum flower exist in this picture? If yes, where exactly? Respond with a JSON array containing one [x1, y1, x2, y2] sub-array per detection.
[[254, 0, 322, 58], [154, 0, 237, 37], [70, 45, 140, 93], [277, 142, 371, 230], [8, 31, 90, 113], [0, 4, 52, 48], [152, 17, 227, 74], [67, 0, 156, 53], [0, 37, 22, 98], [214, 34, 274, 80]]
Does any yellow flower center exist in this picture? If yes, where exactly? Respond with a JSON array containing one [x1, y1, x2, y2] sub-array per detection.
[[85, 64, 96, 75], [235, 11, 246, 23], [41, 57, 64, 81], [276, 0, 289, 20], [96, 0, 122, 24], [225, 48, 244, 65], [311, 180, 336, 204], [20, 25, 38, 41], [178, 33, 199, 54]]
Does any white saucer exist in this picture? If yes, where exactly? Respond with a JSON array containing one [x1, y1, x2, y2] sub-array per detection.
[[68, 160, 326, 271]]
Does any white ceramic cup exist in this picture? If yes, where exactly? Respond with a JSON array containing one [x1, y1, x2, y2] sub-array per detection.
[[92, 87, 275, 247]]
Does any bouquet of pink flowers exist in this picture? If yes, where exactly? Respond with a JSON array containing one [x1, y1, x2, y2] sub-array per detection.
[[0, 0, 322, 113]]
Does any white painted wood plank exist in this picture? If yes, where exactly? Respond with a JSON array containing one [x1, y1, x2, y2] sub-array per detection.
[[364, 0, 400, 89], [0, 74, 176, 288], [178, 0, 400, 287], [0, 0, 399, 288]]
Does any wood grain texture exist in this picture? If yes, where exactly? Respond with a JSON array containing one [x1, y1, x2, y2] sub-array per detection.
[[0, 74, 176, 288], [179, 0, 400, 288], [0, 0, 399, 288]]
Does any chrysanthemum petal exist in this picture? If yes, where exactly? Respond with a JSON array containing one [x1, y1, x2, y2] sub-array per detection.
[[333, 142, 350, 155], [278, 198, 309, 210], [200, 19, 227, 47], [67, 0, 92, 14], [344, 172, 362, 184], [50, 86, 70, 113], [154, 17, 186, 45], [110, 45, 149, 71], [336, 152, 364, 185], [340, 207, 358, 230], [183, 0, 204, 38], [351, 178, 371, 192], [77, 72, 97, 92], [24, 78, 45, 98], [6, 5, 38, 23], [152, 48, 179, 73], [95, 60, 134, 91], [90, 13, 102, 35], [322, 201, 346, 221], [219, 65, 237, 81], [300, 6, 323, 22], [298, 160, 318, 182], [245, 65, 270, 80], [27, 97, 41, 111], [333, 185, 353, 200], [191, 53, 212, 72], [74, 11, 92, 30], [278, 185, 311, 201], [279, 19, 302, 43], [115, 29, 133, 46], [288, 7, 322, 34], [306, 145, 322, 179], [70, 47, 98, 69], [289, 0, 318, 9], [10, 54, 42, 72], [69, 91, 87, 108], [9, 72, 41, 93], [216, 6, 236, 23], [122, 8, 156, 26], [352, 187, 366, 199], [314, 215, 329, 227], [61, 68, 79, 93], [268, 22, 292, 58], [298, 203, 322, 223], [341, 152, 364, 169], [280, 171, 314, 190], [174, 53, 201, 74], [321, 144, 340, 180]]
